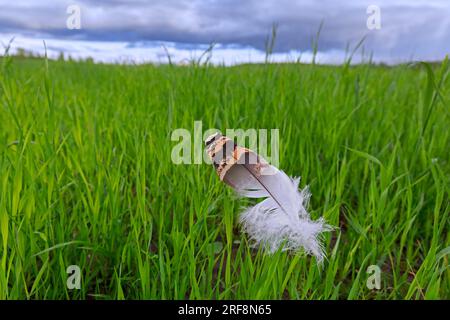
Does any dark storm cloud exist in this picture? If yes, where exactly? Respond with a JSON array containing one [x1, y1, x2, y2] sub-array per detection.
[[0, 0, 449, 61]]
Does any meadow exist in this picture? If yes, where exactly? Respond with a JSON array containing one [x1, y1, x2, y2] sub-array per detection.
[[0, 53, 448, 299]]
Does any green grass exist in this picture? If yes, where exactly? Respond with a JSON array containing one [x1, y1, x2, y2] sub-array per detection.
[[0, 55, 448, 299]]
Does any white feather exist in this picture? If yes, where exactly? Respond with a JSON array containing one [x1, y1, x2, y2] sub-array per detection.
[[224, 162, 331, 262], [204, 133, 331, 262]]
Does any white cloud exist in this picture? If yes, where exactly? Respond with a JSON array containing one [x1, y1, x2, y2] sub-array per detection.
[[1, 33, 371, 65], [0, 0, 449, 63]]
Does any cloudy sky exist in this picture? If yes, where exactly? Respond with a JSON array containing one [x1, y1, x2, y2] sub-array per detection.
[[0, 0, 449, 65]]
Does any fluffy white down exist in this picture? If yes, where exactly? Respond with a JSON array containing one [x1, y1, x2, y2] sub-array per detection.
[[237, 169, 332, 262]]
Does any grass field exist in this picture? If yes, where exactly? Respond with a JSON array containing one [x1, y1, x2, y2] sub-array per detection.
[[0, 54, 448, 299]]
